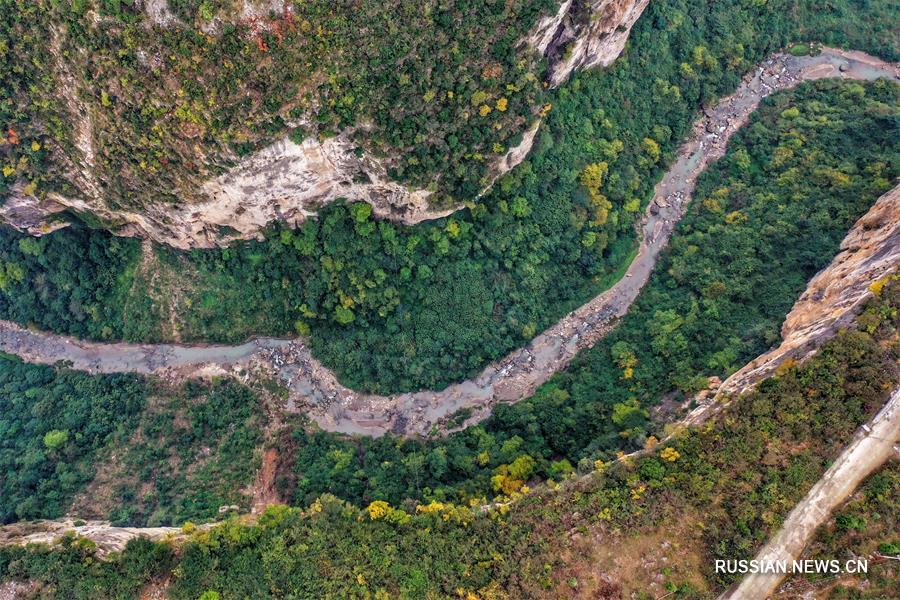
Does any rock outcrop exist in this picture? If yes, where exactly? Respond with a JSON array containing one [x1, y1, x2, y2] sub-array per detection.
[[0, 109, 545, 249], [0, 120, 544, 249], [3, 196, 895, 558], [0, 1, 646, 249], [715, 184, 900, 398], [527, 0, 650, 87], [0, 518, 198, 557]]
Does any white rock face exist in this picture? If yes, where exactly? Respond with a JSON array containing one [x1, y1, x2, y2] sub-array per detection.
[[0, 122, 542, 248], [528, 0, 650, 87], [141, 0, 177, 27], [1, 1, 648, 248], [186, 134, 443, 245], [241, 0, 285, 21], [528, 0, 574, 55]]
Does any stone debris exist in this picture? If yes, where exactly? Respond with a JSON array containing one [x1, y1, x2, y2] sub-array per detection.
[[0, 49, 895, 439]]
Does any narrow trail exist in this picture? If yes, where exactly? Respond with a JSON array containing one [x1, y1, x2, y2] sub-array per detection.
[[720, 387, 900, 600], [0, 48, 897, 438]]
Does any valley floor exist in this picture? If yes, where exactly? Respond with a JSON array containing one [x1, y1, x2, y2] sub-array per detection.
[[0, 48, 896, 439]]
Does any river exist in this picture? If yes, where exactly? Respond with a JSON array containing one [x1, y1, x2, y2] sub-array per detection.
[[0, 47, 897, 437]]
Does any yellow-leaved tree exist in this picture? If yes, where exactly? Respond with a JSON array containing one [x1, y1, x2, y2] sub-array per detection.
[[579, 162, 612, 226]]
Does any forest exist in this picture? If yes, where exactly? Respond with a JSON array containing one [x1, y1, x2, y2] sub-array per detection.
[[274, 79, 899, 509], [0, 1, 898, 597], [2, 277, 896, 598], [5, 0, 556, 208], [0, 226, 140, 340], [0, 358, 148, 523], [1, 79, 894, 529], [85, 379, 266, 527], [1, 0, 897, 394], [0, 358, 266, 527]]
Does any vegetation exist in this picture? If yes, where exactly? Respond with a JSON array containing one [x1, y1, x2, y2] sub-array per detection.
[[1, 2, 898, 597], [2, 0, 898, 394], [2, 76, 895, 517], [80, 379, 266, 527], [1, 73, 896, 523], [0, 360, 266, 526], [781, 463, 899, 598], [0, 359, 147, 523], [276, 80, 899, 508], [0, 225, 140, 340], [164, 0, 900, 393], [2, 282, 896, 598], [0, 1, 69, 201], [7, 0, 556, 207]]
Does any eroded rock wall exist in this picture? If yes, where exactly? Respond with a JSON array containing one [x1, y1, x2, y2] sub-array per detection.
[[0, 121, 544, 249], [0, 518, 196, 557], [1, 1, 642, 248], [716, 184, 900, 398], [528, 0, 650, 87]]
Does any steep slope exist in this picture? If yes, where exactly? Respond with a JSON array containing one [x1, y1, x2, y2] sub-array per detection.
[[1, 286, 896, 598], [3, 2, 898, 399], [723, 388, 900, 599], [716, 184, 900, 399], [0, 1, 570, 248], [528, 0, 650, 87]]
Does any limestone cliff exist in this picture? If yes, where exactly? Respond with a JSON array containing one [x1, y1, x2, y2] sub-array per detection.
[[0, 1, 645, 248], [527, 0, 650, 87], [0, 118, 540, 249], [715, 184, 900, 398], [0, 518, 198, 557]]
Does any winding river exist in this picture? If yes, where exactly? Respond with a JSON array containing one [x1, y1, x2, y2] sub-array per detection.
[[1, 48, 897, 437]]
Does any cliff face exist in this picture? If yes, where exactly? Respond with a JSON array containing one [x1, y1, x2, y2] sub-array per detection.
[[716, 184, 900, 398], [0, 121, 539, 249], [0, 1, 641, 249], [0, 518, 195, 557], [527, 0, 650, 87]]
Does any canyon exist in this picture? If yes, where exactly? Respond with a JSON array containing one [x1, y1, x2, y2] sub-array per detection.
[[0, 1, 646, 249], [0, 49, 895, 437]]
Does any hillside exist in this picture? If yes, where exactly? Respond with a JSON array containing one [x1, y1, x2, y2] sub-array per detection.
[[1, 278, 897, 598], [1, 0, 898, 397], [0, 2, 898, 598]]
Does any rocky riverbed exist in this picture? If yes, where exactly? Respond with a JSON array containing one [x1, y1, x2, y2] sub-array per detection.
[[0, 48, 896, 438]]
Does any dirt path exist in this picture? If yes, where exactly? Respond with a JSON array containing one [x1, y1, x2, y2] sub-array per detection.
[[0, 48, 896, 438], [249, 447, 282, 514], [720, 387, 900, 600]]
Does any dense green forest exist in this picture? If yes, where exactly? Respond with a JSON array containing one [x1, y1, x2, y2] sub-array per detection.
[[1, 2, 898, 597], [0, 358, 147, 523], [0, 226, 139, 340], [0, 360, 265, 526], [1, 0, 897, 395], [275, 80, 899, 508], [158, 0, 900, 393], [2, 286, 896, 598], [1, 75, 896, 522]]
